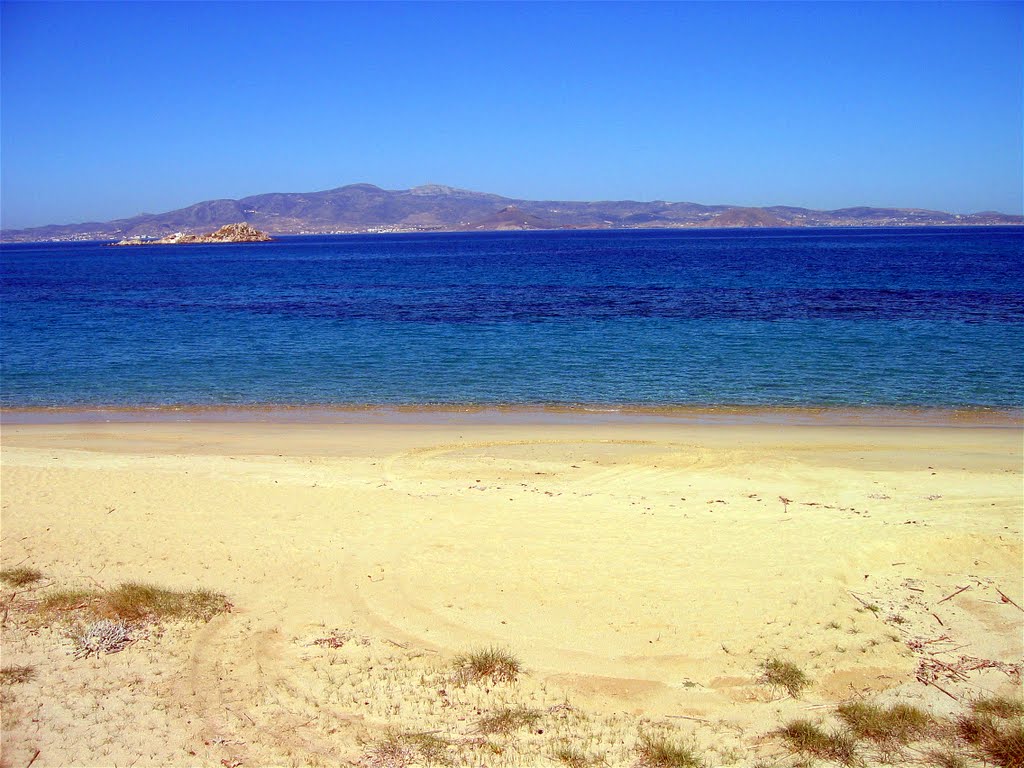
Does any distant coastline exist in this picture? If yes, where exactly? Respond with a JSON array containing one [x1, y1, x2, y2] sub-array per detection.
[[2, 183, 1021, 243]]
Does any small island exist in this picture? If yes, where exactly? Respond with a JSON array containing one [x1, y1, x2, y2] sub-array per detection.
[[112, 222, 272, 246]]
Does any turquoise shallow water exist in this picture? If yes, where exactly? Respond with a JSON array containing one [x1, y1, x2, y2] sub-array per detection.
[[1, 227, 1022, 409]]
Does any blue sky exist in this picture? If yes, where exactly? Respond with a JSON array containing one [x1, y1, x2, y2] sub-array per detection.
[[1, 1, 1021, 228]]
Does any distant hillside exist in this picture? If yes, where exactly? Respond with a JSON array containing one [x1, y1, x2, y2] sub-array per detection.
[[703, 207, 788, 228], [2, 183, 1020, 242], [461, 205, 555, 231]]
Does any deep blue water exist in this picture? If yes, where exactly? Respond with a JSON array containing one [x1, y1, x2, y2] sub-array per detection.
[[1, 227, 1022, 409]]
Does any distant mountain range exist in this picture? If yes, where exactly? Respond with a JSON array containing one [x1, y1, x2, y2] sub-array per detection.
[[2, 183, 1021, 242]]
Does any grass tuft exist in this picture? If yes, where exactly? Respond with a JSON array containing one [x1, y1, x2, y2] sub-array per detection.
[[758, 657, 811, 698], [362, 730, 454, 767], [958, 711, 1024, 768], [453, 646, 521, 685], [777, 719, 858, 766], [924, 748, 968, 768], [971, 694, 1024, 720], [0, 567, 43, 587], [982, 724, 1024, 768], [635, 735, 703, 768], [37, 582, 230, 623], [39, 588, 94, 613], [476, 706, 541, 735], [0, 665, 35, 684], [403, 732, 454, 766], [553, 745, 600, 768], [837, 701, 932, 744], [102, 582, 230, 622]]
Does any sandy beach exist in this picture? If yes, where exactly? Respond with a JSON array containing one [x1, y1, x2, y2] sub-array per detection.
[[1, 417, 1021, 766]]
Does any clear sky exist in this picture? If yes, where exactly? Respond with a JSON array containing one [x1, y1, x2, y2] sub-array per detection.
[[1, 1, 1021, 229]]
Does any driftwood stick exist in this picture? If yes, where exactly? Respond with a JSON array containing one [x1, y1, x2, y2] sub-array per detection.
[[25, 750, 41, 768], [666, 714, 710, 723], [937, 585, 970, 604], [931, 612, 945, 627], [927, 680, 959, 701], [995, 587, 1024, 613], [848, 592, 872, 609]]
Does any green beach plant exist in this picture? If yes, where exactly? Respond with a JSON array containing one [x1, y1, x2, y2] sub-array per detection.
[[758, 657, 811, 698], [957, 709, 1024, 768], [37, 582, 230, 623], [777, 719, 858, 766], [552, 745, 601, 768], [101, 582, 230, 622], [361, 730, 455, 767], [923, 748, 969, 768], [836, 701, 932, 744], [0, 566, 43, 587], [39, 587, 94, 614], [452, 645, 521, 685], [971, 694, 1024, 720], [476, 706, 541, 735], [635, 735, 704, 768]]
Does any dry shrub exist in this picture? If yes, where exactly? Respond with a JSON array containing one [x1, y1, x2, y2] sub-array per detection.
[[69, 619, 133, 658]]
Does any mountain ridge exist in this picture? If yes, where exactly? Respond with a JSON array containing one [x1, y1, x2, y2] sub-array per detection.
[[2, 183, 1021, 242]]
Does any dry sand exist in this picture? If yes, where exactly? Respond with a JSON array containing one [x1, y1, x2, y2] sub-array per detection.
[[1, 418, 1021, 766]]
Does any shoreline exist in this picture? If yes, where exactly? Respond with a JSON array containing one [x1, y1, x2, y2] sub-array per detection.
[[2, 402, 1022, 427]]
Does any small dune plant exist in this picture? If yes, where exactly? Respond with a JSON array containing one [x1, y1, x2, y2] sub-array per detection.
[[69, 619, 134, 659], [552, 745, 600, 768], [777, 719, 858, 766], [837, 701, 932, 757], [923, 747, 969, 768], [38, 588, 94, 614], [635, 735, 704, 768], [957, 695, 1024, 768], [38, 581, 230, 623], [361, 730, 455, 767], [758, 657, 811, 698], [970, 694, 1024, 720], [0, 567, 43, 587], [0, 665, 35, 685], [476, 706, 542, 735], [452, 646, 521, 685], [100, 582, 229, 622], [23, 580, 231, 658]]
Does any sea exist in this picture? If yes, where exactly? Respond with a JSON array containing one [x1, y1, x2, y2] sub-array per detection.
[[1, 227, 1022, 415]]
